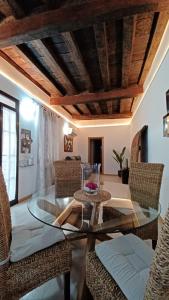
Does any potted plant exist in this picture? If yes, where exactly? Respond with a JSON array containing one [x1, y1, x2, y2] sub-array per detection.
[[121, 158, 129, 184], [112, 147, 126, 177]]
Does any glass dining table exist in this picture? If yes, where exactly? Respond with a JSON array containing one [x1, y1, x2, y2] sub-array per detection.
[[28, 189, 160, 239], [28, 188, 160, 300]]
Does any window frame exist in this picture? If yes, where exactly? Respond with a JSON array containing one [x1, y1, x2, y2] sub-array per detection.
[[0, 90, 19, 206]]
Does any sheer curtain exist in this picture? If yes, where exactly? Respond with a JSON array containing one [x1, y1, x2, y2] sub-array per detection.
[[36, 106, 58, 195]]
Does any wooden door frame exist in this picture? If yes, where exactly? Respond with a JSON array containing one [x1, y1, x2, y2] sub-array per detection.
[[88, 137, 104, 173]]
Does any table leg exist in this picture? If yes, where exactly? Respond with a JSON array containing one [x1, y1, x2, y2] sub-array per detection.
[[77, 203, 100, 300]]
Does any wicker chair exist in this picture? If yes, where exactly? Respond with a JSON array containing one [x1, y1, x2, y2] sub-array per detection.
[[128, 162, 164, 248], [53, 160, 81, 198], [86, 208, 169, 300], [0, 169, 72, 300]]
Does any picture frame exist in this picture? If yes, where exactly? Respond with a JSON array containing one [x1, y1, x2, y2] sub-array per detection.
[[163, 113, 169, 137], [21, 129, 33, 153], [64, 135, 73, 152]]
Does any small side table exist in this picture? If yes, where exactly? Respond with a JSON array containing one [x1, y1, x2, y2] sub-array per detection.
[[74, 189, 111, 204]]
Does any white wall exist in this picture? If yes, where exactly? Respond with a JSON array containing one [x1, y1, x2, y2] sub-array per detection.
[[77, 125, 130, 174], [131, 49, 169, 217]]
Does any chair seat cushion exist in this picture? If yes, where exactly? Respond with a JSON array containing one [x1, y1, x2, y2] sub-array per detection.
[[10, 224, 65, 262], [95, 233, 154, 300], [10, 201, 78, 262]]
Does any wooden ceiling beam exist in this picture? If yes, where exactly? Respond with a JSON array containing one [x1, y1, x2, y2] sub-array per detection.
[[94, 22, 110, 90], [76, 104, 91, 114], [0, 1, 169, 47], [92, 102, 102, 114], [61, 32, 93, 92], [122, 16, 137, 88], [120, 98, 133, 113], [50, 84, 143, 105], [2, 45, 62, 96], [29, 39, 76, 95], [0, 48, 51, 95], [72, 112, 132, 120], [0, 0, 13, 17], [0, 0, 25, 18], [7, 0, 25, 18], [139, 12, 169, 84]]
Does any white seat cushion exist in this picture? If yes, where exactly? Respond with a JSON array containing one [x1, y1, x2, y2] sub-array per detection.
[[10, 224, 65, 262], [10, 202, 79, 262], [95, 234, 154, 300]]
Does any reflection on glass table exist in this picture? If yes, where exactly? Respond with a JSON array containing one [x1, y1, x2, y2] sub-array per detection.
[[28, 192, 160, 236]]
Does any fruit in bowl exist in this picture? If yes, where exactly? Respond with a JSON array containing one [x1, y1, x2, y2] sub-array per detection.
[[84, 182, 98, 194]]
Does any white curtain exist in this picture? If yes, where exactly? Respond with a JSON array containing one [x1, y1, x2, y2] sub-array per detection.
[[36, 106, 58, 195]]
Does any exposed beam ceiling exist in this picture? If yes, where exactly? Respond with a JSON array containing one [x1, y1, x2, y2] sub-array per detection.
[[72, 112, 132, 120], [94, 23, 110, 90], [0, 1, 169, 47], [2, 45, 62, 96], [28, 39, 76, 95], [139, 12, 169, 84], [50, 85, 143, 105], [122, 16, 137, 88], [0, 0, 13, 17], [61, 32, 93, 92]]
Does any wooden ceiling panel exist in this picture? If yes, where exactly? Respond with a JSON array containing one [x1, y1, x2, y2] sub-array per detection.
[[86, 103, 97, 115], [61, 32, 93, 92], [120, 98, 133, 113], [122, 15, 136, 88], [92, 102, 102, 114], [107, 19, 123, 88], [99, 100, 108, 114], [76, 103, 90, 114], [135, 13, 154, 36], [0, 0, 14, 17], [129, 60, 143, 84], [72, 112, 132, 120], [63, 105, 80, 115], [94, 22, 110, 90], [73, 27, 103, 91], [139, 11, 169, 84]]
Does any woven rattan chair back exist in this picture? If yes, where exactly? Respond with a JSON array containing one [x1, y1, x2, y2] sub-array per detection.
[[0, 168, 11, 262], [144, 208, 169, 299], [54, 160, 81, 178], [129, 162, 164, 209], [53, 160, 81, 197]]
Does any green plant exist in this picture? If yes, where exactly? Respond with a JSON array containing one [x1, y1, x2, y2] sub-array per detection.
[[112, 147, 126, 170]]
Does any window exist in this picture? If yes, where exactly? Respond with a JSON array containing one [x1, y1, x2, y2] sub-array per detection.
[[0, 91, 19, 204]]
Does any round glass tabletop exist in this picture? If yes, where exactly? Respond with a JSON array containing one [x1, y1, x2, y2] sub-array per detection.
[[27, 190, 160, 235]]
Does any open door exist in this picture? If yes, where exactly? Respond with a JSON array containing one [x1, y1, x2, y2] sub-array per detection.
[[88, 137, 104, 173]]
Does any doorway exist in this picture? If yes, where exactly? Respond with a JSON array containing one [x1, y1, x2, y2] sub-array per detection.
[[0, 91, 19, 205], [88, 137, 104, 173]]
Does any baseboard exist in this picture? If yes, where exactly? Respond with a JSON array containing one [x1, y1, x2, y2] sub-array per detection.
[[101, 173, 118, 176], [18, 194, 32, 203]]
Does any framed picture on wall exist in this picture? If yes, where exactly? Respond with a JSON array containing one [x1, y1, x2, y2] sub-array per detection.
[[163, 113, 169, 137], [64, 135, 73, 152], [21, 129, 32, 153]]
